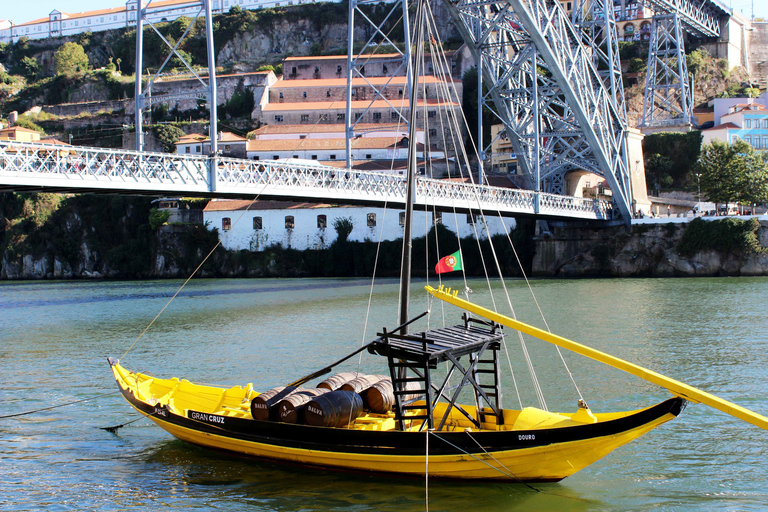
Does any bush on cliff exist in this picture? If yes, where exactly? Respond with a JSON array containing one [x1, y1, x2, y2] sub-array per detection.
[[678, 217, 764, 256]]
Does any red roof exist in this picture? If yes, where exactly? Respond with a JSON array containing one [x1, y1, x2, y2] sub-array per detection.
[[262, 99, 459, 112], [702, 122, 740, 131], [204, 199, 351, 212]]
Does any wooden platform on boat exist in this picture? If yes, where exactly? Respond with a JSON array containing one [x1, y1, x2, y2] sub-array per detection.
[[369, 324, 504, 365]]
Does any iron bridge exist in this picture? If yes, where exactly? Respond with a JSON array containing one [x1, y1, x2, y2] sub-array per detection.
[[0, 141, 612, 221]]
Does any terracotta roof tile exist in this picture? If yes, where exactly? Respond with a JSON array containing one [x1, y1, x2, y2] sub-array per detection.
[[247, 136, 420, 152], [702, 122, 740, 131], [262, 99, 459, 111], [251, 123, 407, 135], [271, 75, 459, 88], [204, 199, 351, 212]]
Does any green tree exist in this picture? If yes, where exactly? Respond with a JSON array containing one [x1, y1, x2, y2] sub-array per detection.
[[697, 140, 739, 206], [152, 124, 187, 153], [697, 140, 768, 208], [54, 42, 89, 75], [20, 56, 40, 80]]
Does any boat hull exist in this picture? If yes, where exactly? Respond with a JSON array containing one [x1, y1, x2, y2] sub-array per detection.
[[111, 363, 685, 482]]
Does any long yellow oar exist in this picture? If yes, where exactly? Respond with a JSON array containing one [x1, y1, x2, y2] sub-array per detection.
[[426, 284, 768, 432]]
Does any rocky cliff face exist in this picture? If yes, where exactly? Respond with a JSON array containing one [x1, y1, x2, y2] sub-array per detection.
[[532, 219, 768, 277]]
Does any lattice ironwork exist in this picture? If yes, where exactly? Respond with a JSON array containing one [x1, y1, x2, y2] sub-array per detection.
[[0, 141, 613, 220], [641, 13, 694, 128], [639, 0, 723, 38], [446, 0, 634, 221], [134, 0, 218, 153]]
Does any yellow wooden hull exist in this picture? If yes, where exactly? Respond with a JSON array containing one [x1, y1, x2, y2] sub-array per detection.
[[110, 361, 685, 482]]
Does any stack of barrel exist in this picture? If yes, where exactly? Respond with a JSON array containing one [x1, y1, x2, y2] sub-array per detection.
[[250, 372, 419, 428]]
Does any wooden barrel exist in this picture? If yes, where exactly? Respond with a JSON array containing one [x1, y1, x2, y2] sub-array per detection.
[[250, 386, 300, 421], [340, 374, 389, 394], [304, 390, 364, 427], [363, 380, 422, 414], [318, 372, 360, 390], [276, 388, 330, 423]]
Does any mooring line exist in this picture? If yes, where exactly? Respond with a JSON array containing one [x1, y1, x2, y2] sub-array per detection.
[[0, 391, 121, 420]]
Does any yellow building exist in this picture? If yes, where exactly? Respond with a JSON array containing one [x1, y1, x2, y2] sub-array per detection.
[[0, 126, 43, 143], [489, 124, 518, 174]]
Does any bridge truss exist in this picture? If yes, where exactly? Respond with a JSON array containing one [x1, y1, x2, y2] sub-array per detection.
[[639, 0, 727, 128], [134, 0, 218, 153], [0, 142, 612, 221], [445, 0, 634, 221]]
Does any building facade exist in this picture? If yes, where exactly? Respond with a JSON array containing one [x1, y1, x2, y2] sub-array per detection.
[[0, 0, 334, 43], [701, 100, 768, 150], [203, 199, 516, 252]]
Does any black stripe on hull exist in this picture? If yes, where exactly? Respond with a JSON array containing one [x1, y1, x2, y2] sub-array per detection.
[[118, 385, 686, 457]]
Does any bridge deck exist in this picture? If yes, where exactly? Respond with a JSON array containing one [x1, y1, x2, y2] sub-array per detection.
[[0, 142, 612, 221]]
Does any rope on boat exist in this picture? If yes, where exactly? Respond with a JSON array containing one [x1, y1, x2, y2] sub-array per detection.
[[0, 391, 120, 420], [428, 431, 539, 490], [100, 409, 159, 433], [119, 180, 272, 361]]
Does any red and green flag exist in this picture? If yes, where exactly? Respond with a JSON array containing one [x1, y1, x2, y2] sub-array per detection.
[[435, 250, 463, 274]]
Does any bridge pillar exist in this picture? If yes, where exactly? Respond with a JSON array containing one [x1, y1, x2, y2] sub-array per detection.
[[640, 13, 694, 130], [134, 0, 218, 154]]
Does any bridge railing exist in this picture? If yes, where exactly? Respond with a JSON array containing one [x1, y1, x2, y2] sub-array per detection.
[[0, 141, 210, 193], [0, 141, 612, 219]]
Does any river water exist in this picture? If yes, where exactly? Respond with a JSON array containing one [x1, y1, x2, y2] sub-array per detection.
[[1, 276, 767, 511]]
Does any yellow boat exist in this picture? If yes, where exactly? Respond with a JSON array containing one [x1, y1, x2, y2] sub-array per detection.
[[109, 307, 687, 482]]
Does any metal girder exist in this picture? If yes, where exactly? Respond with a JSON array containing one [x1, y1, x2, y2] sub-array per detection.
[[446, 0, 633, 221], [135, 0, 218, 154], [346, 0, 412, 167], [639, 0, 722, 38], [641, 13, 694, 128]]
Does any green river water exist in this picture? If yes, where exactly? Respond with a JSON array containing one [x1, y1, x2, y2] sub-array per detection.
[[1, 276, 767, 511]]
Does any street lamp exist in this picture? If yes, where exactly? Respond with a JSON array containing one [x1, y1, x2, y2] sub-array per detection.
[[694, 172, 701, 215]]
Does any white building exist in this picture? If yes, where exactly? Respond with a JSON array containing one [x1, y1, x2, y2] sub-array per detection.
[[203, 199, 516, 251], [176, 131, 247, 157], [0, 0, 334, 43]]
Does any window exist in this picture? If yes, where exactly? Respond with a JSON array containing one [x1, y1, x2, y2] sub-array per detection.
[[311, 155, 318, 160], [391, 112, 399, 120], [279, 92, 283, 99], [317, 214, 327, 228], [302, 91, 307, 98], [745, 136, 752, 146], [314, 67, 319, 74], [253, 156, 260, 160], [360, 65, 365, 76], [285, 216, 295, 229], [398, 89, 403, 96], [373, 112, 382, 120], [428, 110, 436, 118], [185, 146, 190, 153], [319, 114, 328, 121], [327, 90, 331, 97], [275, 115, 283, 122], [754, 138, 761, 149], [330, 154, 336, 159], [466, 213, 476, 224], [196, 145, 201, 153], [253, 216, 263, 230], [337, 65, 342, 74], [365, 154, 372, 159], [745, 119, 752, 128], [433, 211, 442, 225], [367, 213, 376, 227], [764, 137, 768, 149], [763, 120, 768, 129], [222, 218, 232, 230], [225, 145, 231, 151], [429, 128, 437, 137], [291, 66, 297, 75], [273, 155, 279, 159], [337, 113, 345, 121], [399, 212, 406, 226], [354, 112, 363, 120], [301, 114, 309, 122], [383, 64, 388, 74]]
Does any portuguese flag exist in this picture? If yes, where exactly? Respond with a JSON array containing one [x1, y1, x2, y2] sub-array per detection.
[[435, 250, 463, 274]]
